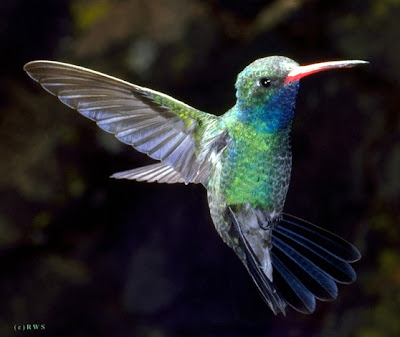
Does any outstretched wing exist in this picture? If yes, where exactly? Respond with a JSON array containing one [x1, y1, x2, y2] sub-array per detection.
[[24, 61, 222, 184]]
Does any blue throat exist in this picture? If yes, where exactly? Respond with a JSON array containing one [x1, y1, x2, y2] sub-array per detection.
[[237, 83, 300, 133]]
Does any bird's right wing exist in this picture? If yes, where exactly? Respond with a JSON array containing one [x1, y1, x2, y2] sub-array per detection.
[[24, 61, 224, 185]]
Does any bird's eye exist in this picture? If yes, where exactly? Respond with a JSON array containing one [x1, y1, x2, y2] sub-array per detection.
[[258, 78, 271, 88]]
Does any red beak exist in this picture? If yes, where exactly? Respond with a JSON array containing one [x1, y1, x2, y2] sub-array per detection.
[[284, 60, 369, 84]]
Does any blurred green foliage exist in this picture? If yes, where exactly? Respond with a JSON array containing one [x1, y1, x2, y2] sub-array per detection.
[[71, 0, 113, 32]]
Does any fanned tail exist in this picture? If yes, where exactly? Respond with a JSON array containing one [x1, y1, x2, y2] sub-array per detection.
[[271, 213, 361, 314], [229, 209, 360, 315]]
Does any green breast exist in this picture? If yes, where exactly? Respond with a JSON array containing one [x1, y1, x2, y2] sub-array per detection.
[[224, 121, 292, 211]]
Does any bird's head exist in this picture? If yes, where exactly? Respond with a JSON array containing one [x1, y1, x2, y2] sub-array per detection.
[[234, 56, 367, 133]]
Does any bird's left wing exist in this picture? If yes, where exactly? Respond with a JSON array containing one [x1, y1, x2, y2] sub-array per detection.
[[24, 61, 222, 184]]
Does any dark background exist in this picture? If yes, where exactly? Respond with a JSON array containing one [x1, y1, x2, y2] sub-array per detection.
[[1, 0, 399, 336]]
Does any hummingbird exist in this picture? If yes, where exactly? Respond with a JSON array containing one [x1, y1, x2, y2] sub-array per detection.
[[24, 56, 367, 315]]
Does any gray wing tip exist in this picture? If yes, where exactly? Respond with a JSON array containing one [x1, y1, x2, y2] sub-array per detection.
[[23, 60, 39, 71], [23, 60, 59, 84], [24, 60, 56, 72], [110, 172, 127, 179], [23, 61, 40, 81]]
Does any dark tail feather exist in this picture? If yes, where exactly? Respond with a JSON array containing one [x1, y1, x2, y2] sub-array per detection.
[[272, 250, 316, 313], [271, 214, 361, 314], [228, 208, 287, 315]]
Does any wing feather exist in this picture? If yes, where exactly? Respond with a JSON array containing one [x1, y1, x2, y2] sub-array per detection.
[[24, 60, 225, 184], [111, 163, 185, 184]]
